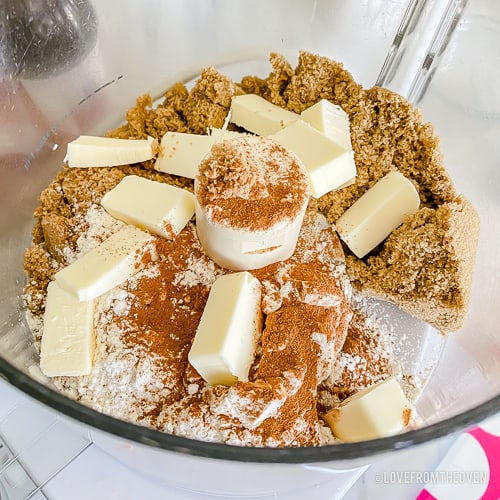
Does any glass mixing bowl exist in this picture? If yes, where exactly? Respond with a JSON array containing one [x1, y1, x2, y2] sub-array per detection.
[[0, 0, 499, 495]]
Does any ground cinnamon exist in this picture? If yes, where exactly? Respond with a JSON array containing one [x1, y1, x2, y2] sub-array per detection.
[[196, 136, 309, 231], [151, 209, 353, 446]]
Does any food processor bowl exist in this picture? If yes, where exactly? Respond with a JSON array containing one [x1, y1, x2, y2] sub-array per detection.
[[1, 0, 499, 496]]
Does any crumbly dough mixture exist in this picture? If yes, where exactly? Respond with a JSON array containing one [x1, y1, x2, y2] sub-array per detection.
[[23, 51, 480, 446]]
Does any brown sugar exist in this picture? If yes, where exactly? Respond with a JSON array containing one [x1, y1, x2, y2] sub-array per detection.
[[183, 67, 235, 134], [107, 68, 235, 140], [317, 86, 457, 221], [346, 196, 480, 333], [236, 50, 478, 333], [24, 244, 58, 314]]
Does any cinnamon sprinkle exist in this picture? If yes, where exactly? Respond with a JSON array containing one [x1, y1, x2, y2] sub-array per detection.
[[154, 209, 353, 446], [196, 136, 309, 231]]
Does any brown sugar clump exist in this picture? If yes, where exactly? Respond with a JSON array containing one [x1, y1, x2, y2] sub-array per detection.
[[346, 196, 480, 333], [240, 51, 363, 116], [107, 68, 234, 140], [283, 51, 363, 115], [60, 166, 127, 209], [106, 94, 155, 139], [183, 67, 235, 134], [24, 244, 59, 315], [40, 214, 72, 263]]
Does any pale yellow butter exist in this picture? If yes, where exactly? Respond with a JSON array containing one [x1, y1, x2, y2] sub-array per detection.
[[230, 94, 300, 136], [40, 281, 95, 377], [155, 129, 243, 178], [55, 225, 156, 301], [324, 377, 413, 442], [101, 175, 194, 239], [336, 171, 420, 258], [270, 120, 357, 198], [65, 135, 155, 168], [155, 132, 212, 179], [301, 99, 352, 150], [188, 272, 262, 386]]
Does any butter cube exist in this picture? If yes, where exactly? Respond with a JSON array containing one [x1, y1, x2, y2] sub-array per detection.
[[336, 171, 420, 258], [188, 272, 262, 386], [230, 94, 300, 136], [301, 99, 352, 150], [66, 135, 155, 168], [40, 281, 95, 377], [101, 175, 194, 239], [155, 132, 213, 179], [155, 129, 244, 179], [324, 377, 413, 442], [55, 225, 156, 301], [270, 120, 357, 198]]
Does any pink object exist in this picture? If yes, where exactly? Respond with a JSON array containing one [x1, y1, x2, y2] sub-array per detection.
[[416, 414, 500, 500], [416, 489, 438, 500], [466, 426, 500, 500]]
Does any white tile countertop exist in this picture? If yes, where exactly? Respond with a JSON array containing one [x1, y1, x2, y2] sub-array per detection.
[[0, 377, 498, 500]]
